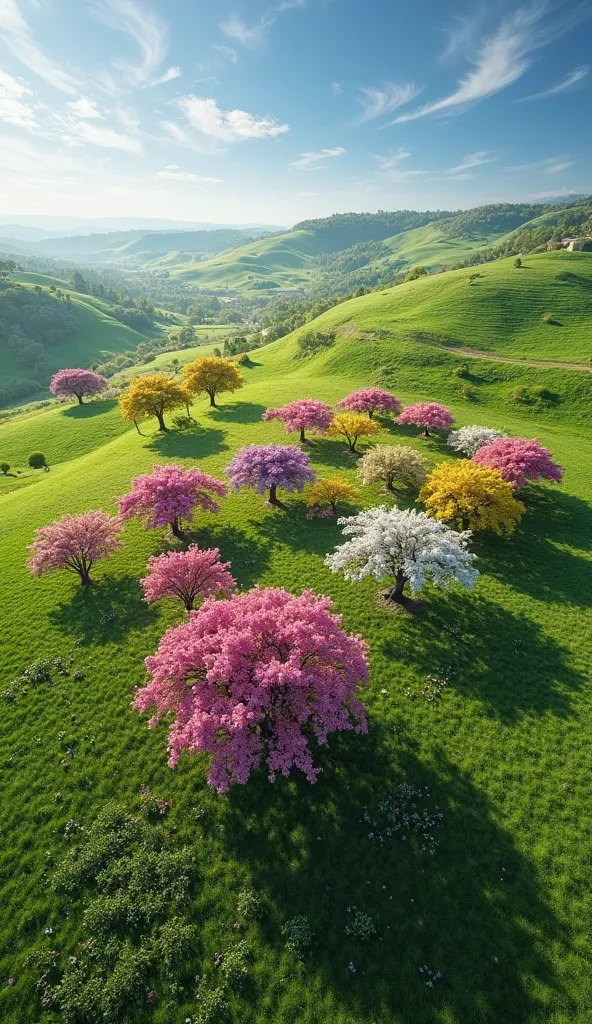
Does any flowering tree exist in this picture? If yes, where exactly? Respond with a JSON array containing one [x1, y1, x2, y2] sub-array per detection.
[[119, 374, 191, 432], [305, 476, 360, 514], [134, 586, 369, 792], [357, 444, 428, 492], [225, 444, 315, 506], [327, 413, 383, 453], [325, 505, 478, 603], [262, 399, 333, 442], [28, 510, 122, 587], [50, 368, 107, 405], [397, 402, 454, 437], [118, 464, 226, 538], [447, 425, 507, 457], [336, 387, 401, 419], [141, 545, 236, 613], [420, 460, 525, 534], [182, 356, 243, 407], [472, 437, 563, 488]]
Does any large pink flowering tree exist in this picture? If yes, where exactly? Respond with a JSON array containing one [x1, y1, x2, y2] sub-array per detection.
[[262, 399, 333, 442], [28, 510, 122, 586], [337, 387, 401, 420], [141, 545, 236, 613], [50, 368, 107, 405], [225, 443, 315, 506], [118, 463, 226, 539], [473, 437, 563, 488], [134, 586, 369, 792], [397, 402, 454, 437]]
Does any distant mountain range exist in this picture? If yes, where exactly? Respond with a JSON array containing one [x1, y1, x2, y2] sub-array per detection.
[[0, 217, 286, 244]]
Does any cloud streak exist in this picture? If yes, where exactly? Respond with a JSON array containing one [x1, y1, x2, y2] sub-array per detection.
[[289, 146, 345, 168], [156, 167, 223, 183], [92, 0, 170, 88], [0, 0, 80, 93], [519, 64, 589, 100], [220, 0, 306, 48], [178, 95, 290, 142], [354, 82, 420, 123], [445, 150, 497, 173], [0, 68, 36, 127]]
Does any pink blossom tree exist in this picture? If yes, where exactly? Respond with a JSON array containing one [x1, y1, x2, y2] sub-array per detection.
[[118, 463, 226, 539], [225, 444, 315, 507], [28, 510, 122, 586], [472, 437, 563, 488], [337, 387, 402, 420], [262, 399, 333, 442], [397, 402, 454, 437], [141, 545, 236, 613], [134, 586, 369, 791], [50, 368, 107, 405]]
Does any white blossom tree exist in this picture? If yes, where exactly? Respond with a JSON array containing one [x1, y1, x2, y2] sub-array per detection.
[[357, 444, 428, 492], [447, 426, 506, 458], [325, 505, 478, 603]]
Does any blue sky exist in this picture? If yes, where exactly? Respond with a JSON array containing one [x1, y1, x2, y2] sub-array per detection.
[[0, 0, 590, 225]]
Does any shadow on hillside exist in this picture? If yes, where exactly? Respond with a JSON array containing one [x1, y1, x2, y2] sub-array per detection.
[[191, 522, 271, 590], [222, 736, 570, 1023], [380, 590, 582, 722], [254, 500, 344, 556], [310, 438, 364, 472], [49, 574, 157, 646], [147, 426, 229, 461], [480, 487, 592, 607], [62, 399, 117, 418], [208, 401, 267, 424]]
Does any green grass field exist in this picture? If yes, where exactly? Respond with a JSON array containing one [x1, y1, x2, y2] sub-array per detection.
[[1, 306, 591, 1023]]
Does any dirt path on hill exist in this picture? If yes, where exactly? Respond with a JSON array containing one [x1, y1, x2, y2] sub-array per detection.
[[409, 335, 592, 372]]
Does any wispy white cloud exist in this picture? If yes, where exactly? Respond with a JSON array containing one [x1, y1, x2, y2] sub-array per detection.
[[67, 96, 104, 120], [354, 82, 420, 124], [445, 150, 497, 174], [212, 44, 238, 63], [0, 68, 36, 126], [177, 95, 289, 142], [151, 66, 182, 86], [220, 0, 306, 48], [529, 187, 579, 199], [545, 159, 574, 173], [374, 148, 429, 181], [395, 3, 586, 123], [92, 0, 169, 89], [507, 154, 574, 174], [519, 64, 589, 100], [0, 0, 80, 93], [156, 168, 223, 183], [61, 120, 143, 154], [289, 146, 345, 168], [331, 81, 343, 96]]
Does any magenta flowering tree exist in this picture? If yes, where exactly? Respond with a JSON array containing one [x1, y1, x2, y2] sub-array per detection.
[[262, 399, 333, 442], [141, 545, 236, 613], [50, 368, 107, 405], [337, 387, 402, 420], [28, 510, 122, 586], [473, 437, 563, 488], [134, 586, 369, 791], [397, 402, 454, 437], [118, 463, 226, 539], [225, 443, 315, 506]]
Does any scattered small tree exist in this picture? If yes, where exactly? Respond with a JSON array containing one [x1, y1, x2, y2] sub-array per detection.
[[397, 402, 454, 437], [225, 443, 315, 506], [473, 437, 563, 488], [262, 399, 333, 442], [327, 412, 383, 453], [134, 586, 369, 791], [28, 510, 122, 587], [447, 425, 507, 457], [49, 368, 107, 405], [420, 460, 525, 534], [325, 505, 478, 604], [118, 463, 226, 539], [357, 444, 428, 492], [295, 331, 336, 359], [0, 462, 9, 475], [119, 374, 190, 432], [514, 257, 522, 268], [336, 387, 401, 420], [28, 451, 49, 472], [141, 545, 236, 613], [305, 476, 360, 514], [182, 356, 243, 407]]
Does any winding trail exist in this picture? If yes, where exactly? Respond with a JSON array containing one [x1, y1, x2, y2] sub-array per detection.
[[408, 334, 592, 372]]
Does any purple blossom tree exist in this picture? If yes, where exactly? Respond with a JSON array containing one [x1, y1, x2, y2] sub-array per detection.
[[50, 369, 107, 405], [337, 388, 402, 419], [225, 444, 315, 507], [262, 399, 333, 442], [118, 463, 226, 539]]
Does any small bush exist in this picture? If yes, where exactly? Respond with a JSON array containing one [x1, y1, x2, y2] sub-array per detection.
[[171, 414, 196, 430], [282, 915, 313, 958], [542, 312, 555, 324], [295, 331, 336, 359], [236, 888, 263, 921], [460, 382, 478, 401], [510, 385, 560, 406], [453, 364, 471, 379], [219, 941, 250, 987], [514, 257, 522, 268], [28, 451, 48, 470], [0, 462, 9, 474], [345, 909, 376, 941]]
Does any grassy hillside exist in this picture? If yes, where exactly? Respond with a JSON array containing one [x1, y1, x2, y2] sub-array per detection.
[[169, 230, 323, 291], [289, 250, 592, 364]]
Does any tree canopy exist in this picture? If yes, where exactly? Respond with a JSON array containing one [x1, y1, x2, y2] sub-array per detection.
[[182, 356, 243, 407], [119, 374, 190, 432]]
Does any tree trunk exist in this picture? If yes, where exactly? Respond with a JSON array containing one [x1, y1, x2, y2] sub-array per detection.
[[349, 440, 358, 453], [300, 427, 306, 442], [268, 483, 280, 505], [79, 569, 91, 587], [208, 391, 217, 407], [387, 476, 396, 492], [76, 394, 84, 405], [423, 427, 430, 438], [171, 518, 184, 539], [156, 410, 168, 432], [330, 501, 337, 514], [133, 418, 143, 435], [388, 571, 407, 603], [368, 409, 374, 419]]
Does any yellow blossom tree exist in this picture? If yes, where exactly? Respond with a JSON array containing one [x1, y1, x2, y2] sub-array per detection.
[[327, 412, 383, 453], [420, 460, 525, 535], [305, 476, 361, 514], [119, 374, 191, 433], [182, 356, 243, 408]]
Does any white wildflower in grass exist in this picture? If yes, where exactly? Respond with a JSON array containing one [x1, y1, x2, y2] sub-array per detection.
[[447, 425, 507, 458]]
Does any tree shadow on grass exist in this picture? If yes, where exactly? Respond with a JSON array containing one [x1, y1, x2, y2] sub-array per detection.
[[207, 401, 268, 424], [190, 523, 271, 590], [61, 399, 118, 419], [147, 426, 229, 461], [311, 438, 364, 472], [222, 733, 571, 1023], [380, 590, 583, 723], [254, 500, 344, 556], [49, 574, 158, 647]]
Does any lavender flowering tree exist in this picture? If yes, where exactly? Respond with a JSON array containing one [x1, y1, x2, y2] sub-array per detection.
[[262, 399, 333, 442], [118, 464, 226, 538], [50, 369, 107, 405], [225, 444, 315, 506]]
